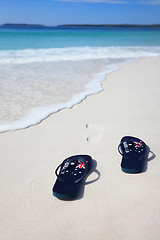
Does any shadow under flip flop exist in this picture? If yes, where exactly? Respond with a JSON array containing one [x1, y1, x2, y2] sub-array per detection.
[[142, 146, 156, 173]]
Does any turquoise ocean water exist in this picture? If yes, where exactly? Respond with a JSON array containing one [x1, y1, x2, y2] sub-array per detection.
[[0, 25, 160, 132]]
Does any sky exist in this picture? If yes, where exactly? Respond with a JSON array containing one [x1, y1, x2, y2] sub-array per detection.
[[0, 0, 160, 26]]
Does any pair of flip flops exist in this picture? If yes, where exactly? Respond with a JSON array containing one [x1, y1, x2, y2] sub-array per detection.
[[52, 136, 148, 200]]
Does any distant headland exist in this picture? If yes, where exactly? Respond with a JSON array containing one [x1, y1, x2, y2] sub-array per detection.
[[3, 23, 45, 27], [2, 23, 160, 28], [58, 24, 160, 28]]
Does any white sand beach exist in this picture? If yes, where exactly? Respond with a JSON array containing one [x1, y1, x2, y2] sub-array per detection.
[[0, 57, 160, 240]]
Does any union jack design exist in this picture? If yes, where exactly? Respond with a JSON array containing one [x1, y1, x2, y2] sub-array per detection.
[[76, 161, 85, 169], [134, 142, 143, 148]]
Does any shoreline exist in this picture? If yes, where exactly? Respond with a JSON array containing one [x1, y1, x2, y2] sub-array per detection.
[[1, 57, 160, 240], [0, 59, 122, 133], [0, 57, 149, 133]]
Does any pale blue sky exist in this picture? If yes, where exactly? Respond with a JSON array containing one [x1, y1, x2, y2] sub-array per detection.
[[0, 0, 160, 26]]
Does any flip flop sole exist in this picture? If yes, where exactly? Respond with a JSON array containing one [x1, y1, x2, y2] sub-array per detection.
[[121, 167, 143, 174], [53, 155, 92, 199], [118, 136, 147, 174]]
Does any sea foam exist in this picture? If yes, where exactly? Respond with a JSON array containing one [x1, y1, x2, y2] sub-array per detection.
[[0, 46, 160, 64]]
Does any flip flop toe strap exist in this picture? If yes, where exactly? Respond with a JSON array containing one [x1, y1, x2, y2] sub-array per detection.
[[55, 158, 88, 183], [118, 144, 123, 155], [118, 137, 146, 157]]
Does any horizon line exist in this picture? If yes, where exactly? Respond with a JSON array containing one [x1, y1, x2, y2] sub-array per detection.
[[1, 23, 160, 27]]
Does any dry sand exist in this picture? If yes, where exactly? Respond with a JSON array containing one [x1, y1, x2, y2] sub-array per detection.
[[0, 57, 160, 240]]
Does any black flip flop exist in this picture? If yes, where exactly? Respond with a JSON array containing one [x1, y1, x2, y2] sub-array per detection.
[[52, 155, 92, 199], [118, 136, 147, 173]]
